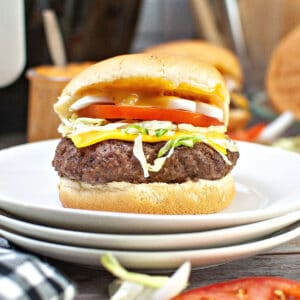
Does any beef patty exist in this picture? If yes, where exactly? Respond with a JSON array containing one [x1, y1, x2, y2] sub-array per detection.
[[52, 138, 239, 184]]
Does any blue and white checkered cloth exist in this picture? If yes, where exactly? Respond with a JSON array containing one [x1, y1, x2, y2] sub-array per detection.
[[0, 239, 75, 300]]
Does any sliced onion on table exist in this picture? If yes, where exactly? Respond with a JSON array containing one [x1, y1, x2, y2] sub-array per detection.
[[101, 253, 191, 300], [152, 262, 191, 300]]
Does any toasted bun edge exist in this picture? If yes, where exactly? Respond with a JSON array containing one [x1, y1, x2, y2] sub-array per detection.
[[58, 173, 236, 214]]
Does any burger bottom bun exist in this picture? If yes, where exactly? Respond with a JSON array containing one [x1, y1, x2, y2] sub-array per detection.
[[228, 109, 251, 132], [58, 174, 236, 214]]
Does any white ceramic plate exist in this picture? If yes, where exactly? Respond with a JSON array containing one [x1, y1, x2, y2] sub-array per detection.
[[0, 210, 299, 250], [0, 224, 299, 270], [0, 140, 300, 233]]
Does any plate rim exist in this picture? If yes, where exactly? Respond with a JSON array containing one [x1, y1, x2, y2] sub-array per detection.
[[0, 210, 299, 250], [0, 223, 299, 270]]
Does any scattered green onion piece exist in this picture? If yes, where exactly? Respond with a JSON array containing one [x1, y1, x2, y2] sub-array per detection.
[[101, 253, 168, 289]]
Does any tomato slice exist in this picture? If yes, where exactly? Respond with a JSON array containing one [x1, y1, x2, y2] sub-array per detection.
[[77, 105, 223, 127], [228, 123, 266, 142], [174, 277, 300, 300]]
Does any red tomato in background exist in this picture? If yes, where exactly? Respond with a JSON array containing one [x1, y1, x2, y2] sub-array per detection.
[[174, 277, 300, 300], [228, 123, 266, 142]]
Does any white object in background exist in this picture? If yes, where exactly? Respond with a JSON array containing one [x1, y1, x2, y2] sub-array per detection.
[[42, 9, 67, 66], [0, 0, 26, 87], [257, 111, 295, 144], [224, 0, 253, 91], [190, 0, 223, 46]]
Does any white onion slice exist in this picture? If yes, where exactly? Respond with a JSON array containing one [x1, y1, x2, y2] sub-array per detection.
[[164, 97, 196, 112], [196, 102, 223, 121], [159, 97, 223, 121], [70, 96, 113, 111], [110, 281, 144, 300], [151, 261, 191, 300]]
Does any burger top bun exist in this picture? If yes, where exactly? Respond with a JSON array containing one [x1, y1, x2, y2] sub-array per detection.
[[54, 53, 230, 126], [266, 26, 300, 119], [144, 40, 243, 91]]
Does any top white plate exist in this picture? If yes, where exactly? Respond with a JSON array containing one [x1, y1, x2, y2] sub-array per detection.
[[0, 140, 300, 233]]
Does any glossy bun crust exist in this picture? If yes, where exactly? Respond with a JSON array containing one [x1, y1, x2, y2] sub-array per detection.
[[144, 40, 243, 90]]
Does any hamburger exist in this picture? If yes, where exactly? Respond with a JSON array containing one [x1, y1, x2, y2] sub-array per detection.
[[52, 54, 239, 214], [266, 25, 300, 119], [144, 40, 251, 131]]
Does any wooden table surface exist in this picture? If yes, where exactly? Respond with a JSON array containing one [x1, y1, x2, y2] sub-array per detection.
[[0, 134, 299, 299], [47, 239, 300, 300]]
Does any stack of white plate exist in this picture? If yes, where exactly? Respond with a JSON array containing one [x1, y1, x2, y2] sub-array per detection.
[[0, 140, 299, 270]]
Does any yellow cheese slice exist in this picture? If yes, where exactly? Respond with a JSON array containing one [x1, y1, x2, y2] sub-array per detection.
[[71, 130, 183, 148], [70, 129, 227, 154]]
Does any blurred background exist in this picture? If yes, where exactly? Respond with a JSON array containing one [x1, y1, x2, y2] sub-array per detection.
[[0, 0, 300, 146]]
